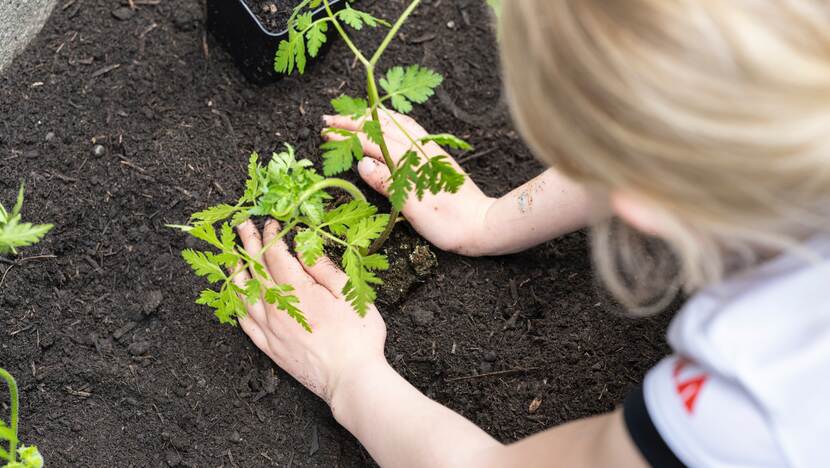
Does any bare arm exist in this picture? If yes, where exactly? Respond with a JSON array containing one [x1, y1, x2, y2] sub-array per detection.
[[234, 222, 647, 468], [332, 359, 646, 468], [475, 168, 590, 256], [324, 113, 591, 257]]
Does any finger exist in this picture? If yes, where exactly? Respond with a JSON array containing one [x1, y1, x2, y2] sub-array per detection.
[[239, 314, 269, 352], [262, 219, 316, 289], [378, 109, 430, 140], [323, 130, 413, 167], [357, 157, 392, 197], [322, 112, 416, 147], [229, 261, 268, 326], [323, 114, 363, 132], [237, 220, 264, 261], [301, 255, 348, 298]]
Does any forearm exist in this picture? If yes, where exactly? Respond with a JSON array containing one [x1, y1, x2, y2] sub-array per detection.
[[475, 168, 591, 255], [331, 360, 502, 468]]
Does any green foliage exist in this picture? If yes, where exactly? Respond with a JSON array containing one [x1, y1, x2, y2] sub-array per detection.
[[275, 0, 388, 74], [388, 152, 466, 210], [379, 65, 443, 114], [174, 147, 389, 328], [275, 0, 471, 218], [0, 369, 43, 468], [320, 128, 364, 176], [179, 0, 476, 331], [0, 184, 53, 256]]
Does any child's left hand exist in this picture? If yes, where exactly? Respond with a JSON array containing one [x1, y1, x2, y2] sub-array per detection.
[[232, 220, 389, 404]]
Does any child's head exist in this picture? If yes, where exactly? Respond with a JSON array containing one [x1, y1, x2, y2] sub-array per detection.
[[500, 0, 830, 308]]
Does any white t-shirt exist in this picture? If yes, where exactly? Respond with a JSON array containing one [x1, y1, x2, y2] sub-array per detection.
[[641, 237, 830, 467]]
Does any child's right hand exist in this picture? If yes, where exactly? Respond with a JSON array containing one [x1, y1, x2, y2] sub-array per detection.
[[322, 111, 497, 256]]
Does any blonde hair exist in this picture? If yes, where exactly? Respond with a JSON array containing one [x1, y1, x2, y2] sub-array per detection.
[[500, 0, 830, 310]]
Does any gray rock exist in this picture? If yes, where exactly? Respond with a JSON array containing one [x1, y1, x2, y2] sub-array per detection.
[[111, 7, 135, 21], [0, 0, 59, 74], [92, 144, 106, 157], [410, 308, 434, 326], [45, 132, 55, 142], [142, 290, 163, 315]]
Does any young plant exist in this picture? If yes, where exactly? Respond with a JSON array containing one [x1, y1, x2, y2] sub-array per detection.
[[175, 0, 472, 330], [172, 146, 389, 329], [0, 184, 52, 256], [0, 369, 43, 468], [276, 0, 470, 253]]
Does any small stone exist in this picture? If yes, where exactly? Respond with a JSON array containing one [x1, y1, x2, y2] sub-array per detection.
[[165, 450, 182, 467], [127, 340, 151, 356], [483, 351, 498, 362], [410, 308, 434, 326], [112, 7, 135, 21], [480, 361, 493, 373], [92, 144, 106, 157], [45, 132, 55, 142], [23, 150, 38, 159], [228, 430, 243, 444], [298, 127, 311, 140], [142, 290, 163, 316], [528, 397, 543, 414], [409, 244, 438, 278], [447, 20, 456, 29]]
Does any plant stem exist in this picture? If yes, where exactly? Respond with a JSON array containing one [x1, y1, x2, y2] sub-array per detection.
[[366, 71, 401, 254], [369, 0, 422, 66], [0, 368, 18, 463], [323, 0, 370, 67]]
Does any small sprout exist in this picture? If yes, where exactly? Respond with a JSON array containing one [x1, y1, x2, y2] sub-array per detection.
[[0, 183, 53, 257], [0, 369, 44, 468]]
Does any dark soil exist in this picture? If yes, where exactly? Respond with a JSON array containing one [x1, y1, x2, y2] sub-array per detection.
[[244, 0, 296, 33], [0, 0, 674, 466]]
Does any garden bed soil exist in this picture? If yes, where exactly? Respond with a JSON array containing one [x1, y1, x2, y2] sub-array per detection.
[[0, 0, 673, 466], [243, 0, 295, 33]]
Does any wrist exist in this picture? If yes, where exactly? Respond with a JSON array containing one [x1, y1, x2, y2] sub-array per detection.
[[329, 358, 397, 427], [464, 196, 499, 256]]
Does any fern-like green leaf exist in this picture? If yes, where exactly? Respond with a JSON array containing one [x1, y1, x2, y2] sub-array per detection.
[[182, 250, 227, 283], [265, 285, 311, 331], [331, 95, 368, 119], [380, 65, 443, 114], [419, 134, 472, 151], [295, 228, 324, 266], [320, 130, 363, 175]]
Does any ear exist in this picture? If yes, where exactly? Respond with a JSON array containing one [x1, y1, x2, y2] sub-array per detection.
[[610, 191, 665, 236]]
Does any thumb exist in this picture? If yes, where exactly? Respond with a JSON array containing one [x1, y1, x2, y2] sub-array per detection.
[[358, 157, 392, 197]]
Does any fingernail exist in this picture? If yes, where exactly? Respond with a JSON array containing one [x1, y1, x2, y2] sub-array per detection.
[[358, 157, 377, 176], [322, 115, 332, 125]]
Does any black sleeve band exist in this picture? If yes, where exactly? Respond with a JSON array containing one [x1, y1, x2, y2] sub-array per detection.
[[623, 384, 687, 468]]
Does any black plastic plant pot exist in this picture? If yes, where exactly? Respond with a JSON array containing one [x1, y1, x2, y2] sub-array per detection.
[[206, 0, 348, 84]]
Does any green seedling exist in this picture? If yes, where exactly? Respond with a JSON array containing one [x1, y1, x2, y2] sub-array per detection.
[[0, 369, 43, 468], [0, 184, 52, 256], [172, 147, 388, 329], [275, 0, 470, 252], [174, 0, 473, 330]]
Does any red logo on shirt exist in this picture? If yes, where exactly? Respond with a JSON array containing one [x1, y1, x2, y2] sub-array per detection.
[[673, 358, 708, 414]]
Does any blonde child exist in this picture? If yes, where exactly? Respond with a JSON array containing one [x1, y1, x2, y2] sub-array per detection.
[[232, 1, 830, 466]]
